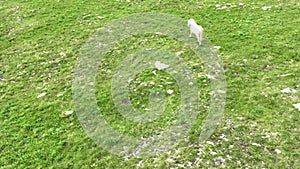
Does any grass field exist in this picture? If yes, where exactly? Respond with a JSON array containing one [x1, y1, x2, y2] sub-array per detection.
[[1, 0, 299, 168]]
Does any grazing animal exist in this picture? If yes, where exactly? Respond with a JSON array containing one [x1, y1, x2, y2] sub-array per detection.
[[187, 19, 203, 45]]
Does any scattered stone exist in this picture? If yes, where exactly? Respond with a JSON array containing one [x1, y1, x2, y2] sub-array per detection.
[[57, 93, 63, 97], [37, 92, 46, 98], [155, 61, 169, 70], [262, 6, 272, 10], [281, 87, 297, 93], [64, 110, 73, 115], [293, 103, 300, 111], [251, 143, 261, 147], [167, 89, 174, 94], [274, 149, 282, 154]]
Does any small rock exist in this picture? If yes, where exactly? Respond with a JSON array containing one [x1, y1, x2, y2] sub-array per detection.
[[281, 87, 296, 93], [274, 149, 281, 154], [37, 92, 46, 98], [262, 6, 272, 10], [65, 110, 73, 115], [155, 61, 169, 70], [221, 6, 227, 9], [57, 93, 63, 97], [167, 89, 174, 94], [206, 141, 215, 145], [210, 151, 217, 156], [59, 52, 66, 56], [251, 143, 261, 147], [176, 51, 183, 56], [293, 103, 300, 111]]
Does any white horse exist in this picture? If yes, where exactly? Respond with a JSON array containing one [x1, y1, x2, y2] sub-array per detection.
[[187, 19, 203, 45]]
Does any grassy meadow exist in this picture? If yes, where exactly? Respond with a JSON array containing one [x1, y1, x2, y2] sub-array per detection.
[[1, 0, 299, 168]]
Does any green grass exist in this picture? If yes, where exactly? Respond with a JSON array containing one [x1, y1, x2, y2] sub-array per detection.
[[1, 0, 299, 168]]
